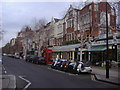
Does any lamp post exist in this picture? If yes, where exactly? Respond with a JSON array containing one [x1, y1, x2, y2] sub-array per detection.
[[106, 1, 109, 79], [88, 37, 92, 61]]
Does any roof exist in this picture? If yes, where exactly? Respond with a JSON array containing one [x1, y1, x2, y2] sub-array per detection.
[[54, 18, 60, 22], [62, 5, 81, 19], [46, 22, 51, 26]]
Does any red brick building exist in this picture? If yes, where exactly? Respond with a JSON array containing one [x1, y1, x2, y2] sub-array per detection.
[[50, 2, 117, 61], [63, 5, 80, 41], [78, 2, 116, 40], [63, 2, 116, 43]]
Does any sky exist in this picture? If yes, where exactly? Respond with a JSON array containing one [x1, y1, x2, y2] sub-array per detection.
[[2, 1, 81, 47], [1, 0, 119, 47]]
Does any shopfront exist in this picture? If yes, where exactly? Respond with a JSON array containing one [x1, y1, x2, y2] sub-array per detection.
[[85, 44, 119, 66], [49, 43, 119, 65], [48, 44, 80, 61]]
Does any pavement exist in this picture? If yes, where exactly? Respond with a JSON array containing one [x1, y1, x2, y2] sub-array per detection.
[[0, 64, 16, 90], [1, 75, 16, 89], [91, 66, 120, 86]]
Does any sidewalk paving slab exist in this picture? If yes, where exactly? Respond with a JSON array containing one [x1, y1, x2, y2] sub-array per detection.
[[94, 74, 120, 85], [0, 75, 16, 90], [91, 66, 120, 86]]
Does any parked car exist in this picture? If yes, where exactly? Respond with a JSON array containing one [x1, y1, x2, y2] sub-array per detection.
[[14, 55, 20, 59], [28, 55, 36, 62], [7, 54, 12, 57], [7, 54, 15, 58], [25, 55, 31, 62], [34, 56, 46, 64], [25, 55, 35, 62], [2, 53, 7, 56]]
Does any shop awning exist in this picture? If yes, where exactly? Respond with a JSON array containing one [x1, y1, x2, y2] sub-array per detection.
[[48, 44, 80, 52], [49, 44, 109, 52], [86, 45, 106, 51]]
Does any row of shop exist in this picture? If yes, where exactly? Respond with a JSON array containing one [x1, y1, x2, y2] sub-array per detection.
[[49, 43, 120, 66]]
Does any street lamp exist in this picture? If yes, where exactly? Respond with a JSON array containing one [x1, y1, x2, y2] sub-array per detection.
[[88, 37, 93, 61], [106, 1, 109, 78]]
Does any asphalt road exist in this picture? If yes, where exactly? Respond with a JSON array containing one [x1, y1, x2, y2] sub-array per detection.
[[2, 56, 118, 88]]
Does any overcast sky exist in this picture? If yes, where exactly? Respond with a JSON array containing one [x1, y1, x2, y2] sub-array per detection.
[[2, 1, 81, 47], [1, 0, 119, 47]]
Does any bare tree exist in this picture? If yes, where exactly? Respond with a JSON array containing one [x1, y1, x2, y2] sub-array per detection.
[[20, 25, 34, 58], [30, 17, 47, 30], [20, 18, 48, 56], [30, 18, 48, 56], [109, 1, 120, 28]]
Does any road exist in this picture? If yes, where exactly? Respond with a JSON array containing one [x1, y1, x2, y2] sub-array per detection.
[[2, 56, 118, 88]]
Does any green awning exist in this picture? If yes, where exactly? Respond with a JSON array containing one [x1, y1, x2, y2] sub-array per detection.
[[87, 45, 106, 51]]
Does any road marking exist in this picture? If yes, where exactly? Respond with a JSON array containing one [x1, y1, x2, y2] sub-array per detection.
[[2, 66, 6, 71], [19, 76, 31, 90], [2, 65, 7, 74]]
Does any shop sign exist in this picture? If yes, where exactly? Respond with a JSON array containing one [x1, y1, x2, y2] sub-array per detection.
[[77, 52, 80, 55]]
